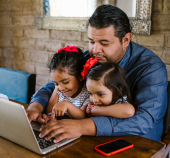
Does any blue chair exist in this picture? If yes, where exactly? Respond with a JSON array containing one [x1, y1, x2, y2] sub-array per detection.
[[0, 67, 36, 104]]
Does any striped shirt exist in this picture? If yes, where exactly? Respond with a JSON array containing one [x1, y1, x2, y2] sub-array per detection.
[[57, 84, 90, 108], [115, 96, 128, 104]]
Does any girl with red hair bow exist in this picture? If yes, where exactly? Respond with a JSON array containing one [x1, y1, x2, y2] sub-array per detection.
[[83, 61, 138, 118], [45, 45, 91, 120]]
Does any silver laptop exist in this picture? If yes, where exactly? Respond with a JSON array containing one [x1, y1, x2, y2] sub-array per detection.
[[0, 98, 79, 155]]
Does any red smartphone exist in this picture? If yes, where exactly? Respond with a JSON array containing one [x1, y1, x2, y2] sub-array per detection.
[[94, 138, 134, 156]]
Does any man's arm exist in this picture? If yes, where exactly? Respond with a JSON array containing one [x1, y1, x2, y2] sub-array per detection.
[[29, 80, 55, 112], [46, 88, 59, 114]]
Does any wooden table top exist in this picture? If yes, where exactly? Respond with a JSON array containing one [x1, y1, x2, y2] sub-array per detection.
[[0, 100, 166, 158]]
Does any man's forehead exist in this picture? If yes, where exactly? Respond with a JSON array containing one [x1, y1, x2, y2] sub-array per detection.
[[87, 25, 115, 39]]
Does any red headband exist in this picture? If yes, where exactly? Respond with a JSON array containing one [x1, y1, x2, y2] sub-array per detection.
[[58, 45, 79, 53], [81, 58, 97, 80]]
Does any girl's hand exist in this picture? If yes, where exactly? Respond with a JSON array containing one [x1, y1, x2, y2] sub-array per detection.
[[52, 102, 68, 119], [86, 103, 93, 117], [90, 105, 101, 117]]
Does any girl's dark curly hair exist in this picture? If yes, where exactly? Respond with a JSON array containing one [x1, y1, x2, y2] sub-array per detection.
[[48, 47, 86, 77]]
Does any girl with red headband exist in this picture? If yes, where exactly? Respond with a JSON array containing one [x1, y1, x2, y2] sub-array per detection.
[[45, 45, 91, 120], [81, 59, 138, 118]]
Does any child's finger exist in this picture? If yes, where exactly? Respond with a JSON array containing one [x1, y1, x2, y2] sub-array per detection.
[[87, 106, 91, 111], [52, 111, 56, 120], [60, 111, 63, 116], [87, 103, 91, 107], [62, 111, 65, 116], [43, 114, 49, 124], [57, 111, 61, 117], [42, 113, 47, 119]]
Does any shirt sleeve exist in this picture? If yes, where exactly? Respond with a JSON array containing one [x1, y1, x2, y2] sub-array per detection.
[[91, 63, 168, 139], [29, 80, 55, 111]]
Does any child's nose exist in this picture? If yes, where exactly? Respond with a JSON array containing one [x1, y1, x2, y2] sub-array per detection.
[[93, 97, 99, 104]]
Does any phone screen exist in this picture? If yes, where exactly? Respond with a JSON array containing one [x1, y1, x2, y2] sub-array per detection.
[[95, 139, 133, 153]]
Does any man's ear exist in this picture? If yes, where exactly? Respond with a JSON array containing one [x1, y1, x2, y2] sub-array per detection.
[[122, 32, 132, 48]]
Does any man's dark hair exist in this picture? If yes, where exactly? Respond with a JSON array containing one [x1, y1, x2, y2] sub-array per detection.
[[88, 5, 132, 42]]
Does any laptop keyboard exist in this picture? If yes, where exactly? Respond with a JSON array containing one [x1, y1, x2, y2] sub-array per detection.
[[33, 129, 55, 149]]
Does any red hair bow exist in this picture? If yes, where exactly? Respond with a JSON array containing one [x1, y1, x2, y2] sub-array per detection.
[[81, 58, 97, 80], [58, 45, 79, 53]]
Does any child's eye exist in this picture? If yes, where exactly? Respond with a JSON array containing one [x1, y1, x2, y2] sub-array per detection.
[[98, 93, 104, 97], [63, 81, 69, 84], [53, 82, 58, 86]]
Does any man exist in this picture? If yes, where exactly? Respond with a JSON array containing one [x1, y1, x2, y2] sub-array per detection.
[[26, 5, 167, 142]]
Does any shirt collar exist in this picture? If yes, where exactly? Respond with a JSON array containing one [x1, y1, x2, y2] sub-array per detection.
[[119, 42, 131, 69]]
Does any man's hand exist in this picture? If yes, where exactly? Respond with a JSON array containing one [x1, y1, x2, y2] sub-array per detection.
[[26, 102, 45, 123], [39, 118, 97, 143]]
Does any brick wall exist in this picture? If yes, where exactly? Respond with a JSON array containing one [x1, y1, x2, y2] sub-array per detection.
[[0, 0, 170, 91]]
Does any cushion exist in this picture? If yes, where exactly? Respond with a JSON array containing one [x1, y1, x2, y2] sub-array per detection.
[[0, 68, 36, 104]]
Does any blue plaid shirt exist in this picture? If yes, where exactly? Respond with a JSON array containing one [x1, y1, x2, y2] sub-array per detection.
[[30, 41, 168, 142]]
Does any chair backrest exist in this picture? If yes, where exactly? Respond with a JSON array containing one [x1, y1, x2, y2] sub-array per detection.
[[162, 81, 170, 139], [0, 68, 36, 104]]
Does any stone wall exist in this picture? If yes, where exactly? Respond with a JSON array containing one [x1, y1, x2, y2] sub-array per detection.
[[0, 0, 170, 91]]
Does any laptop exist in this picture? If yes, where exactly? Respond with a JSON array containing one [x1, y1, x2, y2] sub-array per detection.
[[0, 98, 79, 155]]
